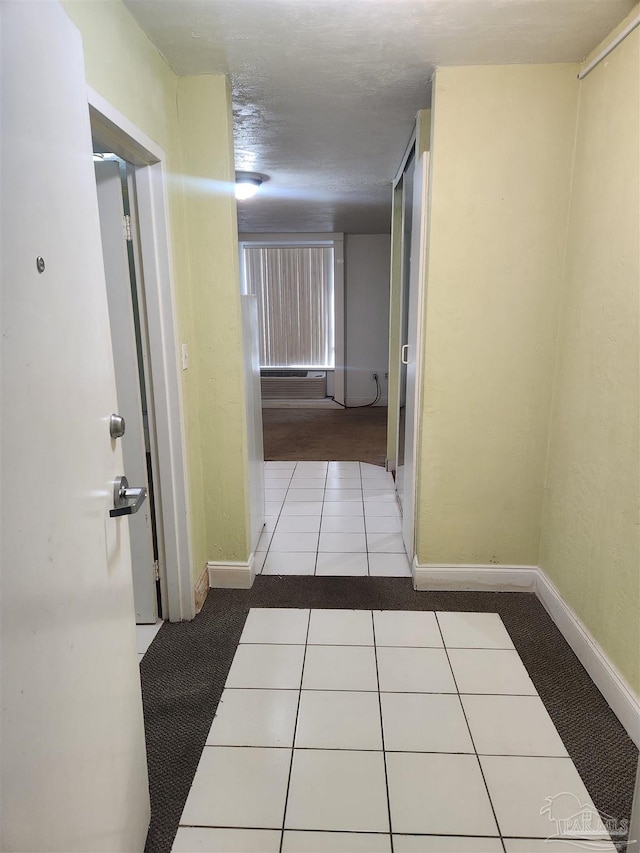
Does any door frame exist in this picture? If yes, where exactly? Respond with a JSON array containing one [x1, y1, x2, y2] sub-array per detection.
[[389, 146, 430, 563], [88, 87, 194, 622], [401, 151, 430, 561], [394, 145, 415, 490]]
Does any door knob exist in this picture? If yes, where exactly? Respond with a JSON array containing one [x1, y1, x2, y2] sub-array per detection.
[[109, 475, 147, 517], [109, 413, 126, 439], [401, 344, 409, 365]]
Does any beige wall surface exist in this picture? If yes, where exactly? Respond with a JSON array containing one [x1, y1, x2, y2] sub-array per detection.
[[417, 64, 579, 566], [64, 0, 251, 578], [539, 22, 640, 694], [176, 76, 251, 563], [345, 234, 392, 406]]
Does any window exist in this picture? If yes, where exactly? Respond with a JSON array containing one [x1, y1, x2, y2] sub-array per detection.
[[243, 244, 335, 368]]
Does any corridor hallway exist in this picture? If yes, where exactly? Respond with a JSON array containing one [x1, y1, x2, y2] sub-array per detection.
[[138, 461, 638, 852], [258, 461, 410, 578]]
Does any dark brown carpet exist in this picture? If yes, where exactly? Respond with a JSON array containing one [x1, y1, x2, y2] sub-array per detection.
[[141, 577, 638, 853], [262, 406, 387, 465]]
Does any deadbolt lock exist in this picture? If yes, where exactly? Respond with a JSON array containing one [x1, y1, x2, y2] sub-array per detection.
[[109, 413, 126, 440]]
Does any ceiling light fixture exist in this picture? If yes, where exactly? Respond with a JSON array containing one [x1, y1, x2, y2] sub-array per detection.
[[235, 171, 266, 200]]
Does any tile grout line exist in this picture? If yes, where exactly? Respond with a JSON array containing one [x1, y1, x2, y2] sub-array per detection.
[[313, 463, 329, 576], [320, 461, 365, 577], [359, 462, 371, 577], [371, 610, 395, 852], [181, 822, 552, 842], [207, 687, 539, 697], [197, 743, 572, 759], [285, 460, 314, 577], [260, 463, 294, 575], [278, 608, 312, 853], [434, 612, 508, 853], [266, 460, 323, 576], [239, 642, 518, 650], [181, 824, 515, 839]]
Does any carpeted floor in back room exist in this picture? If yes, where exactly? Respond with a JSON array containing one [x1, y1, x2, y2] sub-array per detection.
[[262, 407, 387, 466]]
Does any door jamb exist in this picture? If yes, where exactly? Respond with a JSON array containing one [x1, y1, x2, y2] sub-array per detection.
[[403, 151, 430, 562], [88, 87, 195, 622]]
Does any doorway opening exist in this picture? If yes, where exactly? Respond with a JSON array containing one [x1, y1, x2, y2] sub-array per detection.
[[89, 91, 194, 624], [388, 137, 430, 563], [93, 151, 163, 624], [395, 147, 415, 511], [240, 232, 389, 467]]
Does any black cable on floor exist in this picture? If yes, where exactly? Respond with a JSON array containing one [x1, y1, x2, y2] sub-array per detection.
[[331, 373, 381, 409]]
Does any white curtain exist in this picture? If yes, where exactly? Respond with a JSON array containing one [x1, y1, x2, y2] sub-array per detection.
[[244, 246, 335, 368]]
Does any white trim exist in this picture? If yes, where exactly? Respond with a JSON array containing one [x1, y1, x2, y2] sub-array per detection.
[[88, 88, 195, 623], [398, 150, 429, 560], [578, 11, 640, 79], [393, 126, 417, 188], [239, 232, 341, 243], [535, 568, 640, 748], [135, 164, 194, 622], [87, 88, 163, 164], [333, 236, 345, 406], [412, 561, 538, 592], [262, 399, 343, 409], [411, 560, 640, 747], [208, 557, 256, 589]]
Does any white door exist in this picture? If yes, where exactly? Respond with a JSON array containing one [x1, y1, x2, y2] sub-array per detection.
[[401, 152, 430, 559], [395, 150, 416, 509], [242, 295, 266, 553], [95, 160, 158, 624], [0, 3, 150, 850]]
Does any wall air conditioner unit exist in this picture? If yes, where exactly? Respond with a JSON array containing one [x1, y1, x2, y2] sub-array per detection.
[[260, 370, 327, 400]]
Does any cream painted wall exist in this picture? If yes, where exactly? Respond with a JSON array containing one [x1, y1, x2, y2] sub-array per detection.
[[345, 234, 392, 406], [416, 65, 579, 565], [63, 1, 252, 578], [539, 20, 640, 693], [176, 76, 251, 563]]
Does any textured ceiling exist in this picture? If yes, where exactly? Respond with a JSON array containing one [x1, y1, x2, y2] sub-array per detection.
[[125, 0, 634, 233]]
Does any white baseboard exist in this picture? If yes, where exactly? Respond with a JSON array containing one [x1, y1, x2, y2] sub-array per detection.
[[411, 559, 640, 747], [261, 400, 342, 409], [412, 560, 538, 592], [207, 556, 255, 589], [535, 568, 640, 748]]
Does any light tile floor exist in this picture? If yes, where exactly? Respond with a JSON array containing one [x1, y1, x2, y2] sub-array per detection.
[[259, 461, 411, 577], [173, 609, 616, 853]]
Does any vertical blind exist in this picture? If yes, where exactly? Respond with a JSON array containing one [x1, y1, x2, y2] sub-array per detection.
[[244, 245, 335, 367]]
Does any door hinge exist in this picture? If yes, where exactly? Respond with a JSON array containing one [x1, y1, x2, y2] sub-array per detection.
[[122, 214, 132, 242], [153, 560, 160, 581]]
